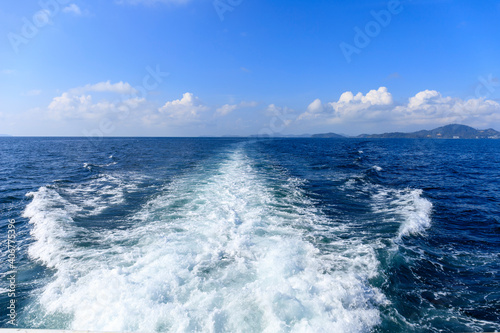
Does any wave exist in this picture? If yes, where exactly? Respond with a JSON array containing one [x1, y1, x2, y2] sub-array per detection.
[[371, 187, 433, 239], [83, 161, 117, 170], [23, 186, 82, 268], [22, 170, 145, 268], [60, 173, 136, 216], [22, 149, 386, 332]]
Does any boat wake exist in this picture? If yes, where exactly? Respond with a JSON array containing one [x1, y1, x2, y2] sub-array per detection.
[[21, 148, 386, 332]]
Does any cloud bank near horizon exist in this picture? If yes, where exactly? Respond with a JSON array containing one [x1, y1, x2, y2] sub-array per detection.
[[5, 82, 500, 136], [298, 87, 500, 131]]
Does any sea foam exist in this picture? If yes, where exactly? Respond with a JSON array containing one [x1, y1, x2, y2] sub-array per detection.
[[372, 187, 433, 239], [22, 149, 385, 332]]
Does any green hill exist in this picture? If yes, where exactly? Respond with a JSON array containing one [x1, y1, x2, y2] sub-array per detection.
[[357, 124, 500, 139]]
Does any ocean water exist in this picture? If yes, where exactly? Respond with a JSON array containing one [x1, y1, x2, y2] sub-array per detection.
[[0, 137, 499, 333]]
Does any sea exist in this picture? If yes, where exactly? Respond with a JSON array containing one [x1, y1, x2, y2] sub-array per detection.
[[0, 137, 499, 333]]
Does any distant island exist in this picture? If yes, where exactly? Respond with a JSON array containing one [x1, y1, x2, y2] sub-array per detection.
[[311, 132, 345, 139], [248, 124, 500, 139], [3, 125, 499, 139], [356, 124, 500, 139]]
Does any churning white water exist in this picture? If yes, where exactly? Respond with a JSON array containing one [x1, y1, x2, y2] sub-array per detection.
[[22, 149, 386, 332], [371, 187, 433, 239]]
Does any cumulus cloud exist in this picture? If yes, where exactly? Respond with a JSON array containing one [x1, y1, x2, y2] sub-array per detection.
[[48, 93, 100, 120], [48, 93, 144, 121], [334, 87, 393, 106], [300, 98, 323, 118], [393, 90, 500, 126], [47, 81, 145, 121], [158, 92, 209, 121], [215, 101, 258, 116], [297, 87, 500, 129], [407, 90, 442, 109], [299, 87, 393, 122]]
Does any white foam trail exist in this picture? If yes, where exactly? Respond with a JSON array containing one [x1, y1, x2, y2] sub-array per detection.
[[61, 173, 136, 216], [23, 187, 81, 268], [23, 171, 143, 267], [395, 189, 432, 238], [23, 149, 385, 332], [372, 188, 433, 239]]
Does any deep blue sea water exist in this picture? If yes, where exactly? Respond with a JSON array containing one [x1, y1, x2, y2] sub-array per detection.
[[0, 137, 499, 332]]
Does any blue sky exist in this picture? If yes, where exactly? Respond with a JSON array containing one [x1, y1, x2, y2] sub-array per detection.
[[1, 0, 500, 136]]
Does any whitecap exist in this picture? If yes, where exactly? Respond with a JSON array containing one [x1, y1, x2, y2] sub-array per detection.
[[372, 187, 433, 239]]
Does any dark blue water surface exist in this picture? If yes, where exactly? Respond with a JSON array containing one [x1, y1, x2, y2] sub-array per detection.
[[1, 137, 499, 332]]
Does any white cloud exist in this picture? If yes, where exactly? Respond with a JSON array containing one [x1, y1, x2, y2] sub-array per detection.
[[297, 87, 500, 130], [393, 91, 500, 126], [308, 98, 323, 113], [265, 104, 294, 129], [70, 81, 137, 95], [407, 90, 442, 109], [331, 86, 393, 109], [158, 92, 209, 121], [45, 86, 208, 133], [62, 4, 82, 15], [297, 99, 323, 120], [215, 101, 258, 116], [48, 93, 94, 120], [299, 87, 394, 122], [47, 82, 145, 121], [22, 83, 500, 136], [216, 104, 238, 117]]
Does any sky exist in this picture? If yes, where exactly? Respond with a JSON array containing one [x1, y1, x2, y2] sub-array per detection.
[[1, 0, 500, 137]]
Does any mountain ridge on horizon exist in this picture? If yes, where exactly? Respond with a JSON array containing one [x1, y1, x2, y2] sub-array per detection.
[[355, 124, 500, 139], [2, 124, 500, 139], [254, 124, 500, 139]]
